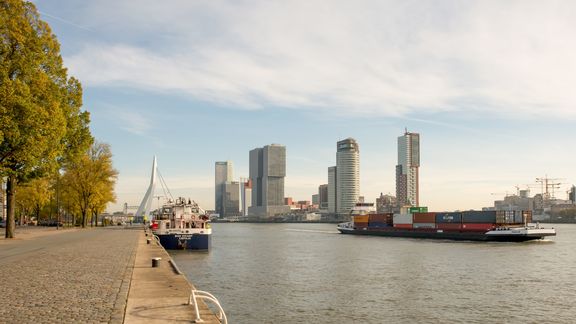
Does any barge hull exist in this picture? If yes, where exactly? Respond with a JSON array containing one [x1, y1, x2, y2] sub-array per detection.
[[338, 228, 548, 242], [157, 233, 211, 250]]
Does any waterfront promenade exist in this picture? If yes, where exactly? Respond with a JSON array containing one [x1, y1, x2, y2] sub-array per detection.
[[0, 226, 219, 323]]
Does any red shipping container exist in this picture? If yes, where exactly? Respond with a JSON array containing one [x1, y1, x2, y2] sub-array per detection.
[[436, 223, 461, 230], [369, 214, 386, 223], [461, 223, 494, 231], [393, 224, 413, 229], [413, 212, 436, 223], [354, 222, 368, 229]]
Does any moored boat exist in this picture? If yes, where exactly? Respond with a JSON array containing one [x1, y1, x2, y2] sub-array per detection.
[[337, 209, 556, 242], [151, 197, 211, 250]]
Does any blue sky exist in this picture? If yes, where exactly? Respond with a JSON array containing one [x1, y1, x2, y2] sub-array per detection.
[[33, 0, 576, 212]]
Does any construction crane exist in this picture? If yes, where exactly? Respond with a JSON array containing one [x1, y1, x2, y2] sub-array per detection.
[[123, 203, 139, 215], [535, 176, 565, 200]]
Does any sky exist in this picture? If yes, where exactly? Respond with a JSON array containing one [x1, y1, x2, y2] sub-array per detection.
[[32, 0, 576, 212]]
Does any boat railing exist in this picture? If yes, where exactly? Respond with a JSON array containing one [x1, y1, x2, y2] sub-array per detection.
[[152, 234, 161, 246], [189, 289, 227, 324]]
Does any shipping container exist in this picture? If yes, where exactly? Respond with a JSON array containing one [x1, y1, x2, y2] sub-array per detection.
[[413, 223, 435, 229], [435, 212, 462, 223], [393, 213, 413, 224], [436, 223, 462, 230], [413, 212, 436, 223], [461, 223, 494, 231], [368, 213, 392, 224], [393, 223, 413, 229], [462, 211, 497, 223], [513, 211, 524, 224], [409, 206, 428, 213], [354, 215, 369, 223], [368, 222, 390, 228], [524, 211, 533, 223], [354, 222, 368, 229]]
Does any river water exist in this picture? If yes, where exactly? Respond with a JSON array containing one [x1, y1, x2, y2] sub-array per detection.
[[171, 223, 576, 323]]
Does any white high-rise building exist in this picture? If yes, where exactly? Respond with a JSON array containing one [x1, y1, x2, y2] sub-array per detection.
[[396, 131, 420, 207], [215, 161, 233, 216], [336, 138, 360, 215]]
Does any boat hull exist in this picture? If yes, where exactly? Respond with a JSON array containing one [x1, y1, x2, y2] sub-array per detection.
[[338, 227, 552, 242], [157, 233, 211, 250]]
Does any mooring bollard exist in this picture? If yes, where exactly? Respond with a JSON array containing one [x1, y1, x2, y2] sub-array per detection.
[[147, 238, 151, 244], [152, 257, 161, 268]]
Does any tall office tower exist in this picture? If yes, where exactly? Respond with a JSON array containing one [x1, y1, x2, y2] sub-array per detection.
[[248, 144, 290, 218], [318, 184, 328, 210], [240, 178, 252, 217], [328, 167, 337, 213], [223, 181, 240, 217], [396, 130, 420, 207], [215, 161, 233, 216], [336, 138, 360, 214], [570, 185, 576, 204]]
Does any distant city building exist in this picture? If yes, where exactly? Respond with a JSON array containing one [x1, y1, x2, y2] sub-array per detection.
[[318, 184, 328, 210], [240, 178, 252, 217], [376, 193, 397, 213], [570, 185, 576, 204], [223, 181, 240, 217], [312, 194, 319, 205], [215, 161, 233, 217], [336, 138, 360, 215], [248, 144, 290, 218], [494, 194, 534, 211], [328, 166, 337, 213], [284, 197, 293, 206], [396, 130, 420, 207]]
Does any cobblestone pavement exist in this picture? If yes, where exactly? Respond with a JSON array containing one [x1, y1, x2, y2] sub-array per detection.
[[0, 227, 140, 323]]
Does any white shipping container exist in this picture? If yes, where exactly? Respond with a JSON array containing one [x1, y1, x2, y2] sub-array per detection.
[[413, 223, 435, 228], [393, 213, 413, 224]]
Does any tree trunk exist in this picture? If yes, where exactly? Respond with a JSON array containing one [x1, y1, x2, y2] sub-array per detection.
[[81, 210, 86, 228], [5, 176, 16, 238]]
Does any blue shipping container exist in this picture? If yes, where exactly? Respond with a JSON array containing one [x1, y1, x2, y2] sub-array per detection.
[[462, 211, 496, 223], [435, 212, 462, 223]]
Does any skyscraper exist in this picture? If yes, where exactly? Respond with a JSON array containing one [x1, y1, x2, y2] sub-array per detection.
[[215, 161, 233, 216], [223, 181, 240, 217], [318, 184, 328, 210], [248, 144, 290, 218], [396, 130, 420, 207], [336, 138, 360, 215], [328, 167, 337, 214], [240, 178, 252, 217]]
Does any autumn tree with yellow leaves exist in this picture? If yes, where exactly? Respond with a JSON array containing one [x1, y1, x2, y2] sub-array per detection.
[[1, 0, 92, 237]]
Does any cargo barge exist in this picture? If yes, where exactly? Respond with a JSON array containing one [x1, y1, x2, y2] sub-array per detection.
[[337, 210, 556, 242]]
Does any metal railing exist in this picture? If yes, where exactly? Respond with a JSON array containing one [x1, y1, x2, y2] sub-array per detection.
[[189, 289, 227, 323], [152, 234, 161, 246]]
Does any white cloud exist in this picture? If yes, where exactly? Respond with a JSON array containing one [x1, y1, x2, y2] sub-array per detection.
[[64, 0, 576, 119]]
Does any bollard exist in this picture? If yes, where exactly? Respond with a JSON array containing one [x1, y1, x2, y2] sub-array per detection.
[[147, 238, 151, 244], [152, 257, 162, 268]]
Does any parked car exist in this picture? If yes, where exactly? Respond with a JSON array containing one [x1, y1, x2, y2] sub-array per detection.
[[0, 220, 6, 228]]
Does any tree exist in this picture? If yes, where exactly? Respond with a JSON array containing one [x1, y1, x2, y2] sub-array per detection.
[[14, 177, 49, 224], [62, 142, 118, 228], [0, 0, 92, 238]]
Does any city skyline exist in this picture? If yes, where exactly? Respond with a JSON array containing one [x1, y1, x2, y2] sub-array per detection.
[[30, 0, 576, 213]]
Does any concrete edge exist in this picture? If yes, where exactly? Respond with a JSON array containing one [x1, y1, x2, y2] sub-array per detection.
[[110, 231, 139, 324]]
